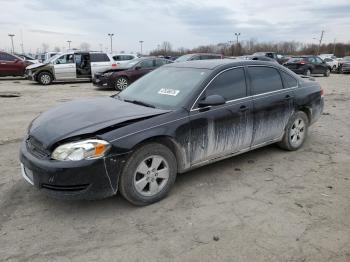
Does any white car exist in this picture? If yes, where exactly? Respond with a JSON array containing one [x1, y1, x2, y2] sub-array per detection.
[[25, 51, 117, 85], [323, 57, 338, 71], [112, 54, 139, 65]]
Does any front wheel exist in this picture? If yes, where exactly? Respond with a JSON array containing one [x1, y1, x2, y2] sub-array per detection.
[[119, 143, 177, 205], [114, 76, 129, 91], [278, 111, 309, 151], [37, 72, 53, 85]]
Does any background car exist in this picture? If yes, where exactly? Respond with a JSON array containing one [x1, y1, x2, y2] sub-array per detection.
[[93, 57, 172, 90], [174, 53, 223, 62], [252, 51, 285, 63], [0, 51, 29, 77], [339, 56, 350, 73], [15, 53, 40, 64], [283, 56, 331, 76], [25, 51, 117, 84], [112, 53, 139, 65], [323, 57, 338, 71]]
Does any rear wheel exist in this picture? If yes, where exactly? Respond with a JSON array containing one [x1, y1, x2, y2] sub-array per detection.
[[304, 69, 311, 76], [37, 72, 53, 85], [324, 68, 330, 77], [114, 76, 129, 91], [119, 143, 177, 205], [278, 111, 309, 151]]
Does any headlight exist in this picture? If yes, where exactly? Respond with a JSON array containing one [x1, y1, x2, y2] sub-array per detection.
[[51, 139, 111, 161]]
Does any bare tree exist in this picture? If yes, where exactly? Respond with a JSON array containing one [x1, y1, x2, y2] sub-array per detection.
[[42, 43, 49, 52], [160, 41, 172, 55], [80, 42, 91, 51]]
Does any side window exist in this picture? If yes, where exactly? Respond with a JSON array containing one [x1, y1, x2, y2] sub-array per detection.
[[91, 53, 110, 62], [155, 59, 166, 67], [124, 55, 134, 60], [281, 71, 298, 88], [308, 57, 316, 63], [189, 55, 200, 61], [2, 53, 16, 61], [248, 67, 283, 95], [315, 57, 323, 64], [55, 54, 74, 64], [113, 55, 121, 61], [324, 58, 331, 62], [140, 60, 154, 68], [0, 53, 4, 60], [205, 68, 246, 101]]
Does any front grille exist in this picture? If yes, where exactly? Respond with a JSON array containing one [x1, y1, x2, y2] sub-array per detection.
[[41, 184, 89, 191], [26, 136, 51, 159]]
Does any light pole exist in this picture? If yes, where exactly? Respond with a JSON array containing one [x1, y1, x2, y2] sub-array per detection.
[[108, 33, 114, 53], [67, 40, 72, 50], [235, 32, 241, 45], [8, 34, 15, 54], [139, 40, 144, 55], [317, 30, 325, 55]]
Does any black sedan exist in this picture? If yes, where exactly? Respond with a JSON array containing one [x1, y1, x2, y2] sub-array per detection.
[[283, 55, 331, 76], [20, 60, 324, 205]]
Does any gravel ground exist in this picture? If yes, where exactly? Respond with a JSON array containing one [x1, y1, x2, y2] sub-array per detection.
[[0, 75, 349, 262]]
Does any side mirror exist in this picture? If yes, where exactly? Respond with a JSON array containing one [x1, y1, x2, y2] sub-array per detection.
[[135, 65, 141, 70], [198, 95, 226, 107]]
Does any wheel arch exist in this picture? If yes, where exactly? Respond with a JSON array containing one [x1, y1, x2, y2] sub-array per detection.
[[130, 135, 187, 173], [297, 106, 312, 124]]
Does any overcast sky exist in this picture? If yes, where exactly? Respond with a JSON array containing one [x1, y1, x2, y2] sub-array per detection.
[[1, 0, 350, 54]]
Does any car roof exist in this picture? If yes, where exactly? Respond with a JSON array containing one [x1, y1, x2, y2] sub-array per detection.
[[165, 59, 282, 70]]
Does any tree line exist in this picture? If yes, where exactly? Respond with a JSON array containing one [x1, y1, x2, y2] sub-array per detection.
[[150, 40, 350, 58]]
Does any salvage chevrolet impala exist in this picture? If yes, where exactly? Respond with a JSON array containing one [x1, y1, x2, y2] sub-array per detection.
[[20, 60, 324, 205]]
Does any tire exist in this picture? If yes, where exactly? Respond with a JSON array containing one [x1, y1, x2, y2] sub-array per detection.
[[119, 143, 177, 206], [278, 111, 309, 151], [37, 72, 53, 85], [114, 76, 129, 91], [324, 68, 330, 77], [332, 65, 337, 72], [304, 69, 311, 76]]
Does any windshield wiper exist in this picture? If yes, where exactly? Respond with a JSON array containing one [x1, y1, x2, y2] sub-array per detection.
[[124, 99, 156, 108]]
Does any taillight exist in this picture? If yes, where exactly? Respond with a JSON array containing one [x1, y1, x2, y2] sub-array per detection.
[[112, 63, 117, 67], [320, 87, 324, 97], [298, 61, 306, 65]]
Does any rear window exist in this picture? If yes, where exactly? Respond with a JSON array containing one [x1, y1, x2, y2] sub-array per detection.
[[248, 67, 283, 95], [281, 71, 298, 88], [91, 53, 110, 62]]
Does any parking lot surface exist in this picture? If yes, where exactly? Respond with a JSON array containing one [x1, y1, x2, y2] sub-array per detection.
[[0, 75, 349, 262]]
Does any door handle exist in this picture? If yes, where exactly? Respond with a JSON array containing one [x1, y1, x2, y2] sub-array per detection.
[[239, 105, 249, 112], [284, 95, 293, 100]]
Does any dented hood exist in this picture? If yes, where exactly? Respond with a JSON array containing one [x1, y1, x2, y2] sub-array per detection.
[[29, 97, 170, 148]]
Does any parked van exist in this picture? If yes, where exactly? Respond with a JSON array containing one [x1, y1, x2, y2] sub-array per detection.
[[25, 51, 116, 85]]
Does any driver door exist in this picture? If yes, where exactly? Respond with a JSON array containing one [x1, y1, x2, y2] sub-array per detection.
[[130, 59, 155, 82], [189, 67, 253, 165], [53, 54, 76, 79]]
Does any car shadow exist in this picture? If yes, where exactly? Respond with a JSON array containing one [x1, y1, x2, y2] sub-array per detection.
[[23, 144, 285, 214], [0, 77, 26, 81]]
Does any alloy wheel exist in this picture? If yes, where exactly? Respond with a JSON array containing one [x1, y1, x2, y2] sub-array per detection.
[[290, 117, 305, 147], [41, 74, 51, 84], [116, 78, 128, 90], [133, 155, 169, 197]]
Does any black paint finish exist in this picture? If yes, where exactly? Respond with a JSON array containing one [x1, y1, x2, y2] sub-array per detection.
[[19, 60, 324, 200]]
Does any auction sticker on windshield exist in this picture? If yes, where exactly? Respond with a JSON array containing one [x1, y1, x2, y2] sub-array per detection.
[[158, 88, 180, 96]]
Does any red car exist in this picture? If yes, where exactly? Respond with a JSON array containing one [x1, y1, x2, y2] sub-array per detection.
[[0, 51, 29, 77], [92, 57, 172, 91]]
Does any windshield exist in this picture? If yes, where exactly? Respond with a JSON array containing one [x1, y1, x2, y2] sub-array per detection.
[[117, 67, 210, 109], [45, 54, 61, 63], [343, 56, 350, 61], [174, 54, 193, 62]]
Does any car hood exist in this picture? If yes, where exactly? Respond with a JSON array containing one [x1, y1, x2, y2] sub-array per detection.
[[29, 96, 170, 149], [26, 63, 48, 70]]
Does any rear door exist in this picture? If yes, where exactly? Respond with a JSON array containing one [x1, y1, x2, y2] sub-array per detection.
[[53, 54, 76, 80], [129, 59, 155, 82], [189, 67, 253, 164], [91, 53, 113, 75], [247, 66, 295, 147], [0, 53, 24, 76]]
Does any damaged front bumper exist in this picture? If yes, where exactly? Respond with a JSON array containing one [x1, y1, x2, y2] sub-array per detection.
[[19, 139, 127, 200]]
